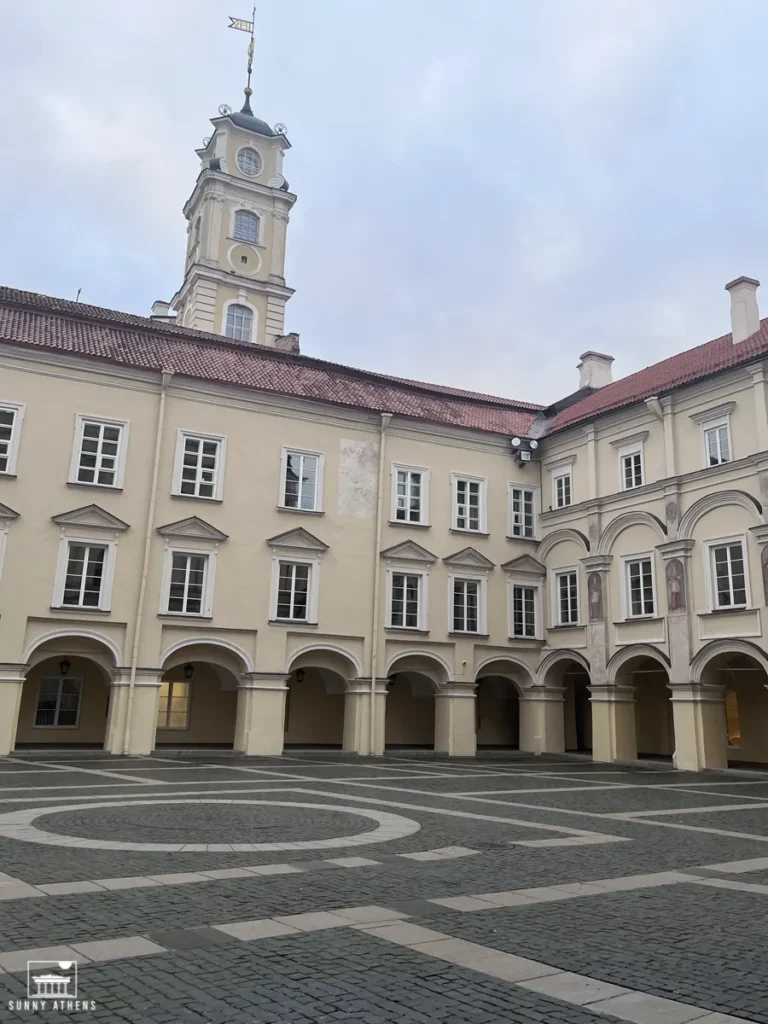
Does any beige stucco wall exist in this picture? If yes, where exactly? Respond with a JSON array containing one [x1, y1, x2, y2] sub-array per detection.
[[384, 675, 435, 746], [476, 677, 519, 746], [16, 657, 109, 746], [284, 671, 345, 746], [156, 664, 237, 746]]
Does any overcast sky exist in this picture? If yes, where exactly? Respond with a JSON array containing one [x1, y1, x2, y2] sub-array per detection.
[[2, 1, 768, 403]]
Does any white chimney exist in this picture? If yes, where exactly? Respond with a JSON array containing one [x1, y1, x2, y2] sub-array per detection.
[[150, 300, 177, 324], [578, 350, 614, 390], [725, 276, 760, 344]]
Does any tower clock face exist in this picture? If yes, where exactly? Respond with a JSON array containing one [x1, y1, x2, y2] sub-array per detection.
[[236, 147, 262, 176]]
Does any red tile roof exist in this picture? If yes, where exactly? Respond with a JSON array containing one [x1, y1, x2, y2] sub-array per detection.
[[550, 319, 768, 432], [0, 288, 540, 438]]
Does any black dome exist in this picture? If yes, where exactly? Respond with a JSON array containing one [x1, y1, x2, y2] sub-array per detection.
[[227, 111, 275, 137]]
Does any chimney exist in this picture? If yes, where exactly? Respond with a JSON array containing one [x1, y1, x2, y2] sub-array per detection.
[[150, 300, 177, 323], [273, 332, 301, 354], [577, 350, 614, 390], [725, 276, 760, 344]]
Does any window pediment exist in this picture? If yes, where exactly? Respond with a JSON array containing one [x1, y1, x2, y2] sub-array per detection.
[[0, 502, 19, 522], [157, 516, 228, 542], [689, 401, 736, 425], [443, 547, 495, 571], [501, 554, 546, 578], [380, 540, 437, 565], [266, 527, 328, 554], [52, 504, 129, 532]]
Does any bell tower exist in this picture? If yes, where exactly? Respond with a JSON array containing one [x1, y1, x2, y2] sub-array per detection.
[[169, 21, 297, 349]]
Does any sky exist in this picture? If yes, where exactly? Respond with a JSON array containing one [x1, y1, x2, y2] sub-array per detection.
[[2, 0, 768, 404]]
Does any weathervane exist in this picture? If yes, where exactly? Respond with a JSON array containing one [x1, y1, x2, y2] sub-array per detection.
[[228, 7, 256, 113]]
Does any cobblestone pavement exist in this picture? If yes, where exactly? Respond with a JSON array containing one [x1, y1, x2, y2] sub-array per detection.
[[0, 751, 766, 1022]]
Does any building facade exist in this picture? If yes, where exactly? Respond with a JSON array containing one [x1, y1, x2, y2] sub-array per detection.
[[1, 92, 768, 770]]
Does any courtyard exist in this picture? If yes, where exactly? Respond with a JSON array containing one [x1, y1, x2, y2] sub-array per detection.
[[0, 752, 765, 1023]]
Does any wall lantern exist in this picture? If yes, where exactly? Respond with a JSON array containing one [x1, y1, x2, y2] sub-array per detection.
[[183, 663, 194, 680], [296, 668, 305, 683], [59, 658, 71, 677]]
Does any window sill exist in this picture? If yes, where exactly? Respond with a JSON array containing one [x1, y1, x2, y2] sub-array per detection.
[[277, 506, 324, 515], [450, 529, 489, 537], [268, 619, 318, 627], [508, 635, 544, 643], [506, 535, 538, 542], [548, 623, 583, 630], [702, 607, 751, 617], [388, 520, 431, 529], [385, 627, 429, 635], [67, 481, 123, 492], [0, 472, 17, 479], [171, 493, 223, 504], [157, 612, 213, 620], [449, 632, 490, 638], [228, 235, 265, 250], [616, 615, 660, 623], [50, 605, 111, 615]]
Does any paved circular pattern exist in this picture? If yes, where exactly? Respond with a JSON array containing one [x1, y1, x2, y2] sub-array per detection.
[[0, 799, 421, 852]]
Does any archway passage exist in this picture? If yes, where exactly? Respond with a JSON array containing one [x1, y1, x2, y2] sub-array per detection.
[[616, 654, 674, 760], [17, 654, 110, 749], [702, 652, 768, 767], [563, 667, 592, 753], [385, 674, 436, 748], [476, 676, 519, 748], [155, 661, 237, 748], [284, 668, 345, 748]]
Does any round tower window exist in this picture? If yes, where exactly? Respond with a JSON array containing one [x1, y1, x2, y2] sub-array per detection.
[[236, 147, 262, 176]]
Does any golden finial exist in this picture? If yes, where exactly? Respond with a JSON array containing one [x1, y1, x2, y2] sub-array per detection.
[[228, 6, 257, 113]]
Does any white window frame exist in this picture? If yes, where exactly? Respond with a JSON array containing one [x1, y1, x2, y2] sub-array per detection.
[[270, 557, 320, 624], [68, 414, 129, 489], [553, 469, 573, 509], [390, 464, 430, 525], [621, 552, 657, 619], [156, 679, 192, 731], [232, 208, 261, 244], [451, 473, 488, 533], [279, 448, 325, 513], [702, 418, 732, 468], [0, 401, 25, 476], [33, 677, 83, 729], [508, 483, 539, 539], [160, 546, 216, 618], [386, 567, 428, 631], [703, 535, 751, 612], [551, 567, 579, 627], [52, 535, 117, 612], [507, 577, 542, 640], [221, 299, 257, 343], [236, 146, 263, 177], [172, 430, 227, 501], [449, 573, 487, 634], [618, 441, 645, 491]]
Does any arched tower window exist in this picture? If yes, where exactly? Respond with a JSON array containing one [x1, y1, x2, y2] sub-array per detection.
[[233, 210, 260, 244], [225, 303, 254, 342]]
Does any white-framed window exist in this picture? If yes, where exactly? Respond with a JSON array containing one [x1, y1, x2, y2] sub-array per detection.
[[450, 574, 487, 634], [236, 147, 262, 176], [280, 449, 324, 512], [706, 537, 749, 610], [52, 537, 116, 611], [34, 677, 82, 728], [391, 465, 429, 525], [703, 421, 731, 467], [509, 485, 537, 538], [623, 555, 656, 618], [225, 303, 254, 342], [553, 470, 572, 509], [0, 401, 24, 475], [619, 445, 644, 490], [270, 558, 319, 623], [233, 209, 260, 243], [172, 431, 226, 501], [161, 549, 215, 617], [156, 680, 191, 730], [387, 569, 427, 630], [452, 474, 487, 532], [69, 415, 128, 488], [509, 581, 540, 639], [553, 568, 579, 626]]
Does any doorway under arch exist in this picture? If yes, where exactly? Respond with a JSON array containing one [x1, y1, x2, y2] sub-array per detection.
[[699, 650, 768, 767]]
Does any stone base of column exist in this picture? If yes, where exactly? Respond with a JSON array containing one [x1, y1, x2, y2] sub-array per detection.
[[106, 671, 162, 755], [520, 687, 565, 754], [435, 683, 476, 757], [590, 685, 636, 763], [343, 679, 388, 755], [235, 674, 288, 756], [669, 683, 728, 771], [0, 671, 24, 755]]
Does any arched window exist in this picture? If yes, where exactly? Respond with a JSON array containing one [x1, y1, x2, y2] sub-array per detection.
[[225, 303, 253, 342], [233, 210, 259, 244]]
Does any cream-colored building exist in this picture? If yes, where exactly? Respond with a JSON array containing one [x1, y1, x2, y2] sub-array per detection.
[[1, 88, 768, 771]]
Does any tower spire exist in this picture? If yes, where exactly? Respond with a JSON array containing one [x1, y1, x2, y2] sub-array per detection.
[[228, 7, 257, 113]]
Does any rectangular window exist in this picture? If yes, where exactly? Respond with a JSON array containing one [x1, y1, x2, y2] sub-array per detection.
[[74, 419, 125, 487], [390, 572, 422, 629], [62, 543, 106, 607], [556, 570, 579, 625], [454, 476, 484, 531], [394, 468, 426, 523], [626, 557, 655, 617], [156, 680, 191, 730], [554, 472, 572, 508], [621, 450, 643, 490], [510, 487, 535, 538], [711, 542, 747, 609], [179, 435, 221, 499], [0, 403, 23, 475], [704, 423, 731, 466], [167, 552, 208, 615], [35, 678, 82, 728], [452, 578, 480, 633], [282, 450, 321, 511], [511, 584, 537, 638], [276, 561, 311, 620]]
